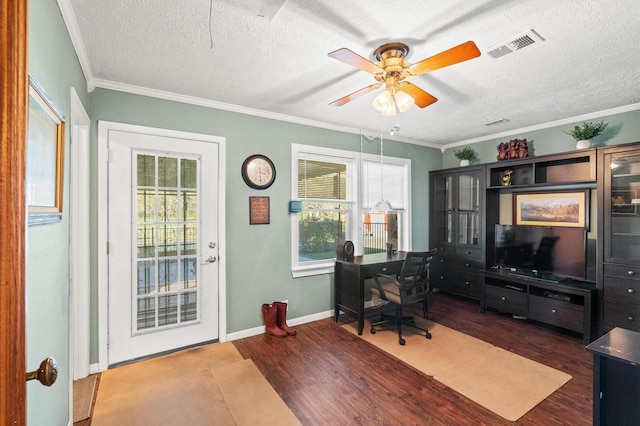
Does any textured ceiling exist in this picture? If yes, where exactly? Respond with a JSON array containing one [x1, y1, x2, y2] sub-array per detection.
[[64, 0, 640, 147]]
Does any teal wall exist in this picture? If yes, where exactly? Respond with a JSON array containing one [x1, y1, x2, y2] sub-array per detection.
[[26, 2, 640, 424], [88, 89, 441, 338], [442, 109, 640, 168], [27, 0, 90, 424]]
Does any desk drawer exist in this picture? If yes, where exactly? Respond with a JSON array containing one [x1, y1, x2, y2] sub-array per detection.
[[529, 295, 583, 332], [484, 285, 527, 315]]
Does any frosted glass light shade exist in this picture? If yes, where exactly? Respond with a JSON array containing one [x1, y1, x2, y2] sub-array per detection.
[[395, 91, 415, 112], [380, 102, 397, 117], [372, 90, 392, 112]]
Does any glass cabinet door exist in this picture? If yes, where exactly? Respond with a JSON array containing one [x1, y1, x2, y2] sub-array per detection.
[[606, 153, 640, 264], [457, 171, 481, 247], [432, 174, 453, 244]]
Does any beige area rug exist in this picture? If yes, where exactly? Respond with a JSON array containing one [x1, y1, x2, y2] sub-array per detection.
[[73, 374, 98, 423], [92, 342, 300, 426], [343, 318, 572, 421]]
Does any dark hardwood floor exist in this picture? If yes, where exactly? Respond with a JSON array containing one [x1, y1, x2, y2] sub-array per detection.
[[233, 294, 593, 425]]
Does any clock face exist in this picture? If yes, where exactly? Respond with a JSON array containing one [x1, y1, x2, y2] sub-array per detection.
[[242, 155, 276, 189]]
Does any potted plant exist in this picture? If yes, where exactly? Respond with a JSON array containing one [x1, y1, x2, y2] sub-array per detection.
[[454, 146, 476, 166], [564, 120, 608, 149]]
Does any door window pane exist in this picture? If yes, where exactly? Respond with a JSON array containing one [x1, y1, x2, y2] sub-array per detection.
[[134, 152, 200, 332]]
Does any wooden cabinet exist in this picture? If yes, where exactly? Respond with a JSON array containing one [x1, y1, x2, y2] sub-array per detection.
[[486, 149, 596, 189], [483, 270, 596, 343], [599, 143, 640, 333], [586, 328, 640, 425], [429, 166, 485, 299]]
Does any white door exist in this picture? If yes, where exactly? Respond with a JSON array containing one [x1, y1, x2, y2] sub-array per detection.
[[107, 130, 219, 365]]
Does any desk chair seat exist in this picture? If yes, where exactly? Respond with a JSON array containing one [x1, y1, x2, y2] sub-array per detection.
[[369, 249, 437, 345]]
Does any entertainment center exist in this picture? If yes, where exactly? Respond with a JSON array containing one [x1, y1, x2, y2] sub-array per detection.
[[430, 141, 640, 343]]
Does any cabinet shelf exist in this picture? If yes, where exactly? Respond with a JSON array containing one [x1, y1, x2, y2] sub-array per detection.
[[487, 150, 595, 189]]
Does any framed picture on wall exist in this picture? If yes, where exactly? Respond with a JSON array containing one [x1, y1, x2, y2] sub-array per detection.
[[249, 196, 270, 224], [513, 190, 589, 229], [26, 73, 66, 226]]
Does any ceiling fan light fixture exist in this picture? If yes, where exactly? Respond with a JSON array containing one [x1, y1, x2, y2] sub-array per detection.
[[380, 101, 397, 117], [372, 90, 393, 112], [395, 91, 415, 112]]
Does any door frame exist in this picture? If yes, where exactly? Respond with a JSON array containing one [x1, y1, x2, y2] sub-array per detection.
[[69, 87, 91, 379], [97, 121, 227, 371], [0, 0, 27, 422]]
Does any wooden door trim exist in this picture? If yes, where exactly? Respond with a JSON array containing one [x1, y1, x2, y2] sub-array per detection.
[[0, 0, 27, 423]]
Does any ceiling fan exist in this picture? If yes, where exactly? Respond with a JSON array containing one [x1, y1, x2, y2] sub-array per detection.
[[328, 40, 481, 116]]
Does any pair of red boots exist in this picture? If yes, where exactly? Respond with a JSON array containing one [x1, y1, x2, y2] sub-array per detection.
[[262, 301, 296, 337]]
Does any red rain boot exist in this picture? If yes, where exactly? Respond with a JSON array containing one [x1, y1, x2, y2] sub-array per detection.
[[262, 304, 287, 337], [273, 301, 296, 336]]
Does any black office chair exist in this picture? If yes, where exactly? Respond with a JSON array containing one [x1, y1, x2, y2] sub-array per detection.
[[369, 249, 437, 345]]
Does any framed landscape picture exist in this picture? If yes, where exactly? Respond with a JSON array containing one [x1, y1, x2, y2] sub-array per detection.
[[513, 190, 589, 229]]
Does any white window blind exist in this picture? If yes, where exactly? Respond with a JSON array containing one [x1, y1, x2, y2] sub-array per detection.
[[297, 153, 354, 202], [362, 160, 407, 210]]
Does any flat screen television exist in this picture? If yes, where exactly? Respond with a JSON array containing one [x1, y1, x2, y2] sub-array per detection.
[[494, 224, 586, 281]]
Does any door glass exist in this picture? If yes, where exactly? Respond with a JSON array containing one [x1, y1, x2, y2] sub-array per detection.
[[610, 155, 640, 260], [458, 173, 480, 246], [135, 154, 199, 332]]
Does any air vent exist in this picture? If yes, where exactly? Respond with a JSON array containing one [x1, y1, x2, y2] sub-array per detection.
[[486, 29, 545, 59], [483, 118, 509, 127]]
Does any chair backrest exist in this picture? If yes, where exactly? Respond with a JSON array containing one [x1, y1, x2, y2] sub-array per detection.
[[397, 249, 437, 305]]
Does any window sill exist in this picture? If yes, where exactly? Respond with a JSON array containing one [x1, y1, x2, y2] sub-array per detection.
[[291, 263, 334, 278]]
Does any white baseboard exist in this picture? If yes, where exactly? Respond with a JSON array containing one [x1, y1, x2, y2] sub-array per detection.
[[226, 309, 335, 341]]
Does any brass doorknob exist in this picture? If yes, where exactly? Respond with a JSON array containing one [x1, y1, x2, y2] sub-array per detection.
[[26, 357, 58, 386]]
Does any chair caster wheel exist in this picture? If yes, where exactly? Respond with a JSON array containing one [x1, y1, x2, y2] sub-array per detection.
[[425, 332, 432, 339], [399, 338, 406, 345], [370, 327, 376, 334]]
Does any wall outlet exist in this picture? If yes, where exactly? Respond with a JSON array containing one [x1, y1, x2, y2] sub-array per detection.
[[281, 300, 288, 311]]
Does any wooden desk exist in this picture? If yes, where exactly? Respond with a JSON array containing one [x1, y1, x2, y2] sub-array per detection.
[[586, 327, 640, 425], [334, 251, 408, 335]]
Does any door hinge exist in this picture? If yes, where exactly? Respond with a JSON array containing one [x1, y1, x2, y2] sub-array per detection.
[[106, 148, 112, 162]]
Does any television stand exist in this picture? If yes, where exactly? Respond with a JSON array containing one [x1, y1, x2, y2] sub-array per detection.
[[482, 269, 596, 343], [507, 270, 569, 284]]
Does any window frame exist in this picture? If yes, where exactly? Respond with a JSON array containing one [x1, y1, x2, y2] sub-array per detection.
[[291, 143, 411, 277]]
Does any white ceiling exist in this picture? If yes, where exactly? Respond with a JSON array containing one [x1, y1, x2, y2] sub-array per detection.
[[63, 0, 640, 147]]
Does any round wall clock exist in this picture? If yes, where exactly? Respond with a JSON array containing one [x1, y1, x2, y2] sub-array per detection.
[[241, 154, 276, 189]]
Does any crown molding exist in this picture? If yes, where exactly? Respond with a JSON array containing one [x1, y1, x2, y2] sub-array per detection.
[[90, 77, 438, 149], [56, 0, 96, 90], [443, 102, 640, 150]]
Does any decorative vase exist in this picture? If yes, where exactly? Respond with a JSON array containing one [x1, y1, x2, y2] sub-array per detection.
[[576, 139, 591, 150], [460, 159, 470, 167]]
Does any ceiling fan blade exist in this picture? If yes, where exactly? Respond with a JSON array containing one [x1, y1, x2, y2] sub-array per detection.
[[399, 82, 438, 108], [407, 41, 481, 75], [328, 48, 384, 74], [329, 83, 382, 106]]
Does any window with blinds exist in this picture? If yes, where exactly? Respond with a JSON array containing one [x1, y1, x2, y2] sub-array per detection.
[[291, 144, 410, 277], [296, 154, 355, 266], [361, 160, 407, 210]]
